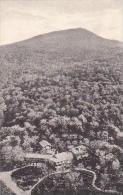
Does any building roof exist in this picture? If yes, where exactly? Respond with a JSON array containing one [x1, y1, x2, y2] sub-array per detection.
[[24, 151, 73, 163], [71, 145, 87, 154], [24, 153, 53, 160], [118, 132, 123, 141], [53, 152, 73, 163], [39, 140, 51, 148]]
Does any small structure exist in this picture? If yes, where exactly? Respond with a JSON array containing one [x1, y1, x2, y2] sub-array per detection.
[[39, 140, 55, 155], [24, 151, 73, 171], [24, 153, 52, 167], [69, 134, 78, 140], [70, 145, 88, 160], [24, 145, 89, 171], [62, 133, 69, 140], [51, 152, 73, 171]]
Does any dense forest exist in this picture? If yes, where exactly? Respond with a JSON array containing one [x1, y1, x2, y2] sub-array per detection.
[[0, 53, 123, 192], [0, 28, 123, 195]]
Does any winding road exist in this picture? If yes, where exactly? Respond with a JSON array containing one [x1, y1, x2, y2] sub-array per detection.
[[0, 165, 119, 195], [0, 171, 27, 195], [0, 143, 122, 195]]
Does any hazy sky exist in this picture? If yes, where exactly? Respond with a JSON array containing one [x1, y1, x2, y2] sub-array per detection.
[[0, 0, 123, 45]]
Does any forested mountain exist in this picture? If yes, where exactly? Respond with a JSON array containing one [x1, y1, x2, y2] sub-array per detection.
[[0, 28, 123, 88], [0, 28, 122, 70], [0, 28, 123, 193]]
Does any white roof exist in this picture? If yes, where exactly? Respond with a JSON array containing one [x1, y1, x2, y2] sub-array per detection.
[[71, 145, 87, 154], [39, 140, 51, 147], [24, 152, 73, 163], [52, 152, 73, 163], [118, 132, 123, 138], [24, 153, 53, 160]]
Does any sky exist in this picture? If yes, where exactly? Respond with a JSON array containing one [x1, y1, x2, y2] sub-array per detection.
[[0, 0, 123, 45]]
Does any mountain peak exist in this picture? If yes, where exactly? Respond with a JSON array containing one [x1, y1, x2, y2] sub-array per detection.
[[0, 28, 122, 69], [29, 27, 101, 42]]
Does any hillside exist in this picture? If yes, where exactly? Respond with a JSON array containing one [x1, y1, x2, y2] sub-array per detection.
[[0, 28, 123, 194], [0, 28, 123, 68], [0, 28, 122, 89]]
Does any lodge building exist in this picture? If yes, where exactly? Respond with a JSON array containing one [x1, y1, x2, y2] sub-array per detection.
[[24, 151, 73, 171]]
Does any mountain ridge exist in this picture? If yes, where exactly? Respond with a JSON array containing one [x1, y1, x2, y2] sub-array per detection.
[[0, 28, 122, 47], [0, 28, 123, 77]]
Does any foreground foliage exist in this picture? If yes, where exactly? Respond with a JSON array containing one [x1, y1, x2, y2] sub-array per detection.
[[0, 57, 123, 191]]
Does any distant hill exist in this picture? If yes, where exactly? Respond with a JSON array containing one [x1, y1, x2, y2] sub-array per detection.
[[0, 28, 123, 82]]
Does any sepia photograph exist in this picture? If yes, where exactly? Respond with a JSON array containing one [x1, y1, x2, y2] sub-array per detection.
[[0, 0, 123, 195]]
